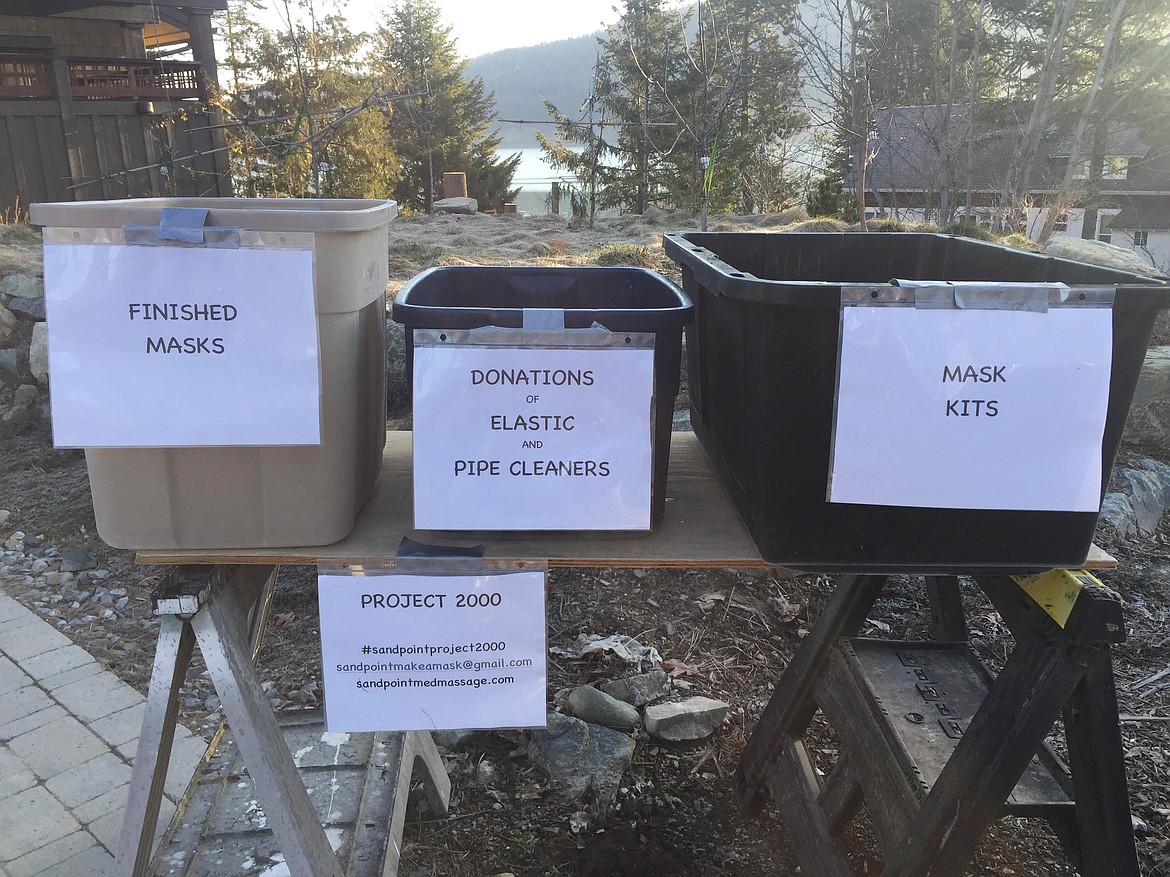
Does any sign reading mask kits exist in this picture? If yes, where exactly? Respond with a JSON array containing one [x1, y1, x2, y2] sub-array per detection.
[[829, 283, 1114, 513], [411, 325, 656, 530]]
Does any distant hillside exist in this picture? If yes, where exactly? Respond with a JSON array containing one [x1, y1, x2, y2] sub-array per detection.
[[467, 33, 601, 149]]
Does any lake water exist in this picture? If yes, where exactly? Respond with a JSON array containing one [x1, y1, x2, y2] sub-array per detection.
[[501, 146, 573, 212]]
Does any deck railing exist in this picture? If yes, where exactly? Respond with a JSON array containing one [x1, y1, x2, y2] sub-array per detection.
[[0, 56, 203, 100]]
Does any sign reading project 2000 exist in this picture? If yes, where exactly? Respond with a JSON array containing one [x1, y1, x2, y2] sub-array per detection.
[[411, 344, 655, 530]]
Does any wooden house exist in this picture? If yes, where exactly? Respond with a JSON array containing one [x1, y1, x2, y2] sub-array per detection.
[[0, 0, 231, 217]]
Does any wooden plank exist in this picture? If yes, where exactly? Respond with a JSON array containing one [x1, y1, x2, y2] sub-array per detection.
[[33, 114, 71, 201], [113, 613, 196, 877], [138, 432, 773, 569], [191, 565, 344, 877], [1062, 646, 1139, 877], [818, 750, 864, 836], [881, 630, 1086, 877], [768, 739, 856, 877], [925, 576, 967, 640], [135, 432, 1120, 571], [817, 647, 923, 852], [735, 574, 888, 814]]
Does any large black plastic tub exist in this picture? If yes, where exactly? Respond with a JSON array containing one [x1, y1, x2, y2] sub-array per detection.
[[393, 265, 693, 531], [663, 231, 1169, 573]]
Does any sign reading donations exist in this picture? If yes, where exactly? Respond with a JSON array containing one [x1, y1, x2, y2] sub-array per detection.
[[43, 242, 320, 447], [412, 340, 655, 529], [317, 569, 547, 732], [829, 303, 1113, 512]]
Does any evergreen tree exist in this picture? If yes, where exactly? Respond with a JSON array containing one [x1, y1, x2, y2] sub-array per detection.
[[538, 0, 805, 216], [372, 0, 519, 213], [217, 0, 399, 199]]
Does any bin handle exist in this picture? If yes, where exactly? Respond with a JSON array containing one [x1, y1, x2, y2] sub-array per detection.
[[124, 206, 241, 249]]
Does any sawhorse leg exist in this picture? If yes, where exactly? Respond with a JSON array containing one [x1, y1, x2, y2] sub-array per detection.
[[114, 564, 451, 877], [735, 574, 889, 813]]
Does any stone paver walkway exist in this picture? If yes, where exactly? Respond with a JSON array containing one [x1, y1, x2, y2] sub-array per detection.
[[0, 591, 206, 877]]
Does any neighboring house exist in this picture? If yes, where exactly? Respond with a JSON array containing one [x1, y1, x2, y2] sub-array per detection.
[[0, 0, 231, 217], [852, 105, 1170, 274]]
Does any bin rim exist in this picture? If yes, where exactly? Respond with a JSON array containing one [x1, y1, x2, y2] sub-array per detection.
[[663, 230, 1170, 308], [29, 197, 397, 234], [391, 264, 695, 330]]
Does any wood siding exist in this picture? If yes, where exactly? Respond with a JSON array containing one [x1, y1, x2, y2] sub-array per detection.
[[0, 100, 231, 216]]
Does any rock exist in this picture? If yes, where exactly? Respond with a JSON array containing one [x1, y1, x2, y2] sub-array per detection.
[[5, 297, 46, 321], [1124, 346, 1170, 456], [643, 697, 730, 742], [12, 384, 38, 407], [0, 509, 10, 527], [528, 712, 635, 807], [29, 322, 48, 384], [0, 302, 16, 343], [432, 729, 478, 750], [1044, 237, 1163, 276], [601, 670, 671, 708], [0, 348, 26, 380], [30, 558, 49, 574], [475, 758, 501, 787], [1101, 459, 1170, 537], [4, 530, 24, 550], [565, 685, 640, 732], [431, 197, 478, 215], [59, 549, 97, 573], [0, 274, 44, 299]]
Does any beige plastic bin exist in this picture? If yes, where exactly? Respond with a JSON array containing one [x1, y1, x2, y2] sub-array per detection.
[[29, 197, 395, 550]]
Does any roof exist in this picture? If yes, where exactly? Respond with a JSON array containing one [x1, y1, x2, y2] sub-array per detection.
[[859, 105, 1170, 197], [1110, 205, 1170, 230], [0, 1, 227, 12], [863, 105, 1008, 194]]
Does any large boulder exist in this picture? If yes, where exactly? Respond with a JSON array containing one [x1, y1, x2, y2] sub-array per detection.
[[528, 712, 635, 806], [431, 197, 478, 215], [1101, 458, 1170, 537], [0, 273, 44, 299], [0, 301, 16, 344]]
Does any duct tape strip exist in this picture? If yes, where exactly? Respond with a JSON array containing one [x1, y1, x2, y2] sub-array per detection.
[[413, 325, 653, 350], [842, 281, 1114, 311], [124, 206, 241, 248]]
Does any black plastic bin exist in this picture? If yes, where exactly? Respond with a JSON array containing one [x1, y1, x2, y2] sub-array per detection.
[[392, 265, 693, 531], [663, 231, 1169, 573]]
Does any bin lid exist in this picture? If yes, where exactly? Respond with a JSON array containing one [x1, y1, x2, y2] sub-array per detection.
[[29, 197, 397, 233]]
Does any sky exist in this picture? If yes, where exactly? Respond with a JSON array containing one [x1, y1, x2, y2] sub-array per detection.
[[339, 0, 620, 58]]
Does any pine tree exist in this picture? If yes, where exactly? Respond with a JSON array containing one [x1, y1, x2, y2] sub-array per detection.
[[217, 0, 399, 199], [372, 0, 519, 213]]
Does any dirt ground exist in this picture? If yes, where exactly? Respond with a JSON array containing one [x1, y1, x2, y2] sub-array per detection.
[[1, 215, 1169, 876]]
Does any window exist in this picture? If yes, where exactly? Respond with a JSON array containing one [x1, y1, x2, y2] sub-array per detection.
[[1134, 230, 1150, 247], [1054, 212, 1069, 231], [1103, 157, 1130, 180], [1098, 232, 1112, 244]]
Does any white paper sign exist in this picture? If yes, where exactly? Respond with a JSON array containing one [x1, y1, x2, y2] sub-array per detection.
[[43, 242, 320, 447], [318, 570, 548, 732], [412, 345, 655, 529], [830, 306, 1112, 511]]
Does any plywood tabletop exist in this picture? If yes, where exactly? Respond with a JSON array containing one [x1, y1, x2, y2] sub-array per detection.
[[136, 431, 1116, 572]]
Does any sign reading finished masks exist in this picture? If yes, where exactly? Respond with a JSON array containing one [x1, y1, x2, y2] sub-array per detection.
[[829, 292, 1113, 512], [43, 242, 320, 447], [412, 333, 655, 530]]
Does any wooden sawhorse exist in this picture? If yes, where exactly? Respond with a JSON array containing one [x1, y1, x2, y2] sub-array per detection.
[[735, 571, 1135, 876], [113, 564, 451, 877]]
